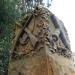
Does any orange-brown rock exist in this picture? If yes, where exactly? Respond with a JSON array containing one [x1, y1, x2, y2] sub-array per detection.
[[8, 6, 75, 75], [8, 50, 75, 75]]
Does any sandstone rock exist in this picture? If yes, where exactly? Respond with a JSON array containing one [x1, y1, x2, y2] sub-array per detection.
[[8, 6, 75, 75]]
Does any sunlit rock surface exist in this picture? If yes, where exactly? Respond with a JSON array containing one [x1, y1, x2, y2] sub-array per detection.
[[8, 6, 75, 75]]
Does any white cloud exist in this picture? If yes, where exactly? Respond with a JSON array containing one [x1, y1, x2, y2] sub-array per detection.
[[50, 0, 75, 52]]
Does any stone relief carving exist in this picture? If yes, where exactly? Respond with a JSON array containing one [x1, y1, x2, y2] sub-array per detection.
[[11, 7, 72, 60]]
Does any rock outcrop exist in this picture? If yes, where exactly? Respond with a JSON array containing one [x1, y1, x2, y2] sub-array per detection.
[[8, 6, 75, 75]]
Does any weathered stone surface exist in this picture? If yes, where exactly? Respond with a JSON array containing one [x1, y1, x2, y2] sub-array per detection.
[[8, 50, 75, 75], [8, 6, 75, 75]]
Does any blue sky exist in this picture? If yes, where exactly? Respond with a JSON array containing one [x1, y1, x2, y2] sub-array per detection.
[[49, 0, 75, 52]]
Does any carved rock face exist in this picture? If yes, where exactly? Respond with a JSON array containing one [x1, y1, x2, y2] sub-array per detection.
[[8, 7, 74, 75]]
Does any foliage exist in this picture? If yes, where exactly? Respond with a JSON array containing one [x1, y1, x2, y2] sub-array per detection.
[[0, 0, 21, 75]]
